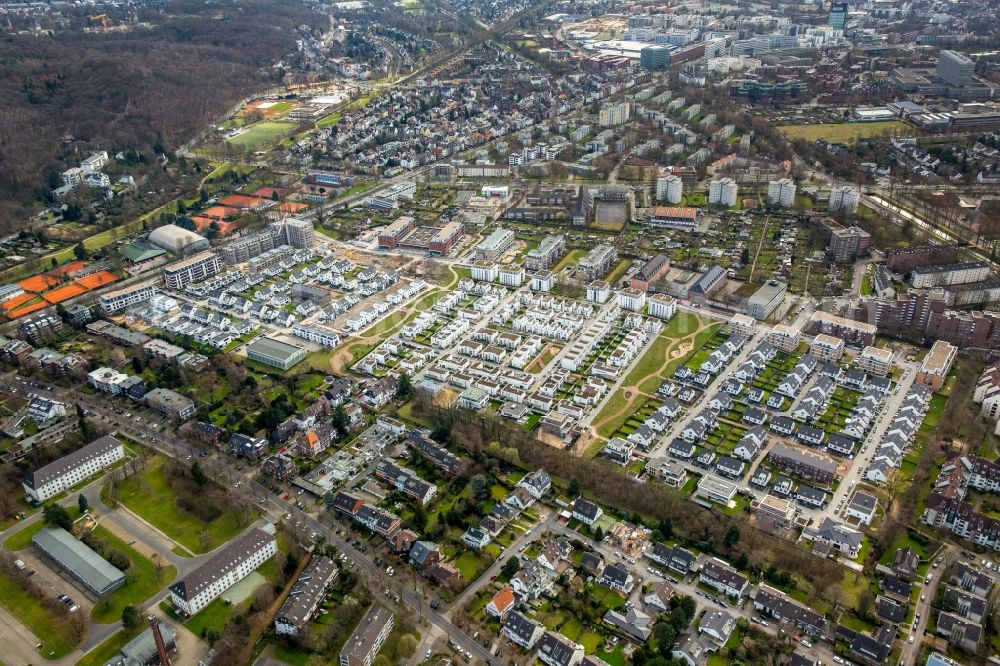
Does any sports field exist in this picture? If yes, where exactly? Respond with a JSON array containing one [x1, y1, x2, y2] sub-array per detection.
[[778, 121, 910, 143], [227, 121, 296, 149]]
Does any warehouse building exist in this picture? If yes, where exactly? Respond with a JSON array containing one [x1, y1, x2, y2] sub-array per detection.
[[23, 435, 125, 503], [246, 336, 308, 370], [169, 527, 277, 616], [32, 526, 126, 596]]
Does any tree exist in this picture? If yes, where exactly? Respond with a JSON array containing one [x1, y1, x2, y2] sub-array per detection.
[[724, 526, 740, 548], [121, 605, 141, 631], [501, 556, 521, 579], [593, 526, 604, 541], [470, 474, 491, 501], [43, 504, 73, 531], [191, 461, 208, 487], [74, 244, 89, 261], [331, 405, 349, 438], [77, 494, 88, 514], [397, 372, 413, 399], [567, 478, 581, 496]]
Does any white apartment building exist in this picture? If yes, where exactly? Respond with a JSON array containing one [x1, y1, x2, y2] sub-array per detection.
[[23, 435, 125, 503], [587, 281, 611, 304], [169, 528, 277, 615], [767, 179, 797, 207], [828, 186, 860, 214], [648, 294, 677, 320], [768, 324, 801, 353], [81, 151, 109, 173], [87, 367, 130, 394], [472, 261, 499, 282], [729, 313, 756, 337], [855, 346, 893, 377], [99, 282, 156, 313], [599, 102, 631, 127], [499, 265, 525, 287], [164, 251, 222, 290], [656, 175, 683, 204], [617, 288, 647, 312], [292, 323, 341, 348], [708, 178, 738, 206], [810, 333, 845, 362]]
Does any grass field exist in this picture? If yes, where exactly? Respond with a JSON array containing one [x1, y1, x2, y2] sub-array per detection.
[[77, 627, 143, 666], [107, 455, 255, 554], [317, 112, 342, 128], [0, 568, 79, 657], [90, 525, 177, 623], [778, 121, 911, 143], [227, 121, 297, 149], [3, 519, 45, 551]]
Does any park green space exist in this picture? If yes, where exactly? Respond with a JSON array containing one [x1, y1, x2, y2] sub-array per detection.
[[777, 121, 910, 143], [227, 121, 297, 149], [0, 567, 79, 658], [89, 524, 177, 623], [103, 455, 255, 554]]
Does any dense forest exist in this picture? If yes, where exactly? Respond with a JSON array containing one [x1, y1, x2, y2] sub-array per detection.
[[0, 0, 325, 229]]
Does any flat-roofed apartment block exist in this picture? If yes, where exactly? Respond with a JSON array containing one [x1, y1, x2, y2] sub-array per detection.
[[768, 324, 801, 353], [855, 346, 893, 377], [99, 281, 156, 314], [164, 251, 221, 290], [648, 294, 677, 320], [767, 442, 837, 484], [475, 228, 515, 261], [144, 388, 196, 421], [810, 334, 845, 362], [221, 229, 280, 264], [578, 244, 618, 281], [340, 605, 394, 666], [915, 340, 957, 391], [22, 434, 125, 502], [32, 526, 126, 595], [910, 261, 990, 289], [808, 310, 876, 347], [525, 234, 566, 271], [726, 313, 754, 338], [280, 217, 316, 248], [169, 527, 277, 615], [246, 336, 308, 370], [274, 555, 339, 636]]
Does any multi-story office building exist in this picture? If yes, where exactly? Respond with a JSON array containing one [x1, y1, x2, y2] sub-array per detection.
[[340, 605, 394, 666], [23, 435, 125, 502], [828, 186, 860, 214], [828, 2, 847, 28], [708, 178, 738, 206], [746, 280, 786, 320], [99, 282, 156, 314], [938, 50, 975, 87], [164, 251, 221, 290], [767, 179, 796, 207], [656, 174, 683, 204], [169, 528, 277, 615], [598, 102, 631, 127], [640, 45, 670, 70]]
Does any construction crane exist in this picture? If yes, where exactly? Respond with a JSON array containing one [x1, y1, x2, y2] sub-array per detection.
[[147, 615, 172, 665], [88, 14, 110, 28]]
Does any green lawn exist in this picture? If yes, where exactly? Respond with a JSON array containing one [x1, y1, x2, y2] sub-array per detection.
[[107, 455, 255, 554], [317, 112, 342, 128], [0, 568, 80, 657], [455, 550, 487, 581], [77, 627, 143, 666], [184, 597, 235, 639], [89, 525, 178, 623], [227, 121, 297, 149], [3, 519, 46, 551], [778, 120, 911, 143]]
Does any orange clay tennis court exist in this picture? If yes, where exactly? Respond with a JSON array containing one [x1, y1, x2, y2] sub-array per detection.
[[8, 301, 49, 318], [3, 293, 36, 311], [17, 274, 60, 293], [219, 194, 263, 209], [47, 260, 87, 277], [42, 283, 87, 304], [75, 270, 119, 290]]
